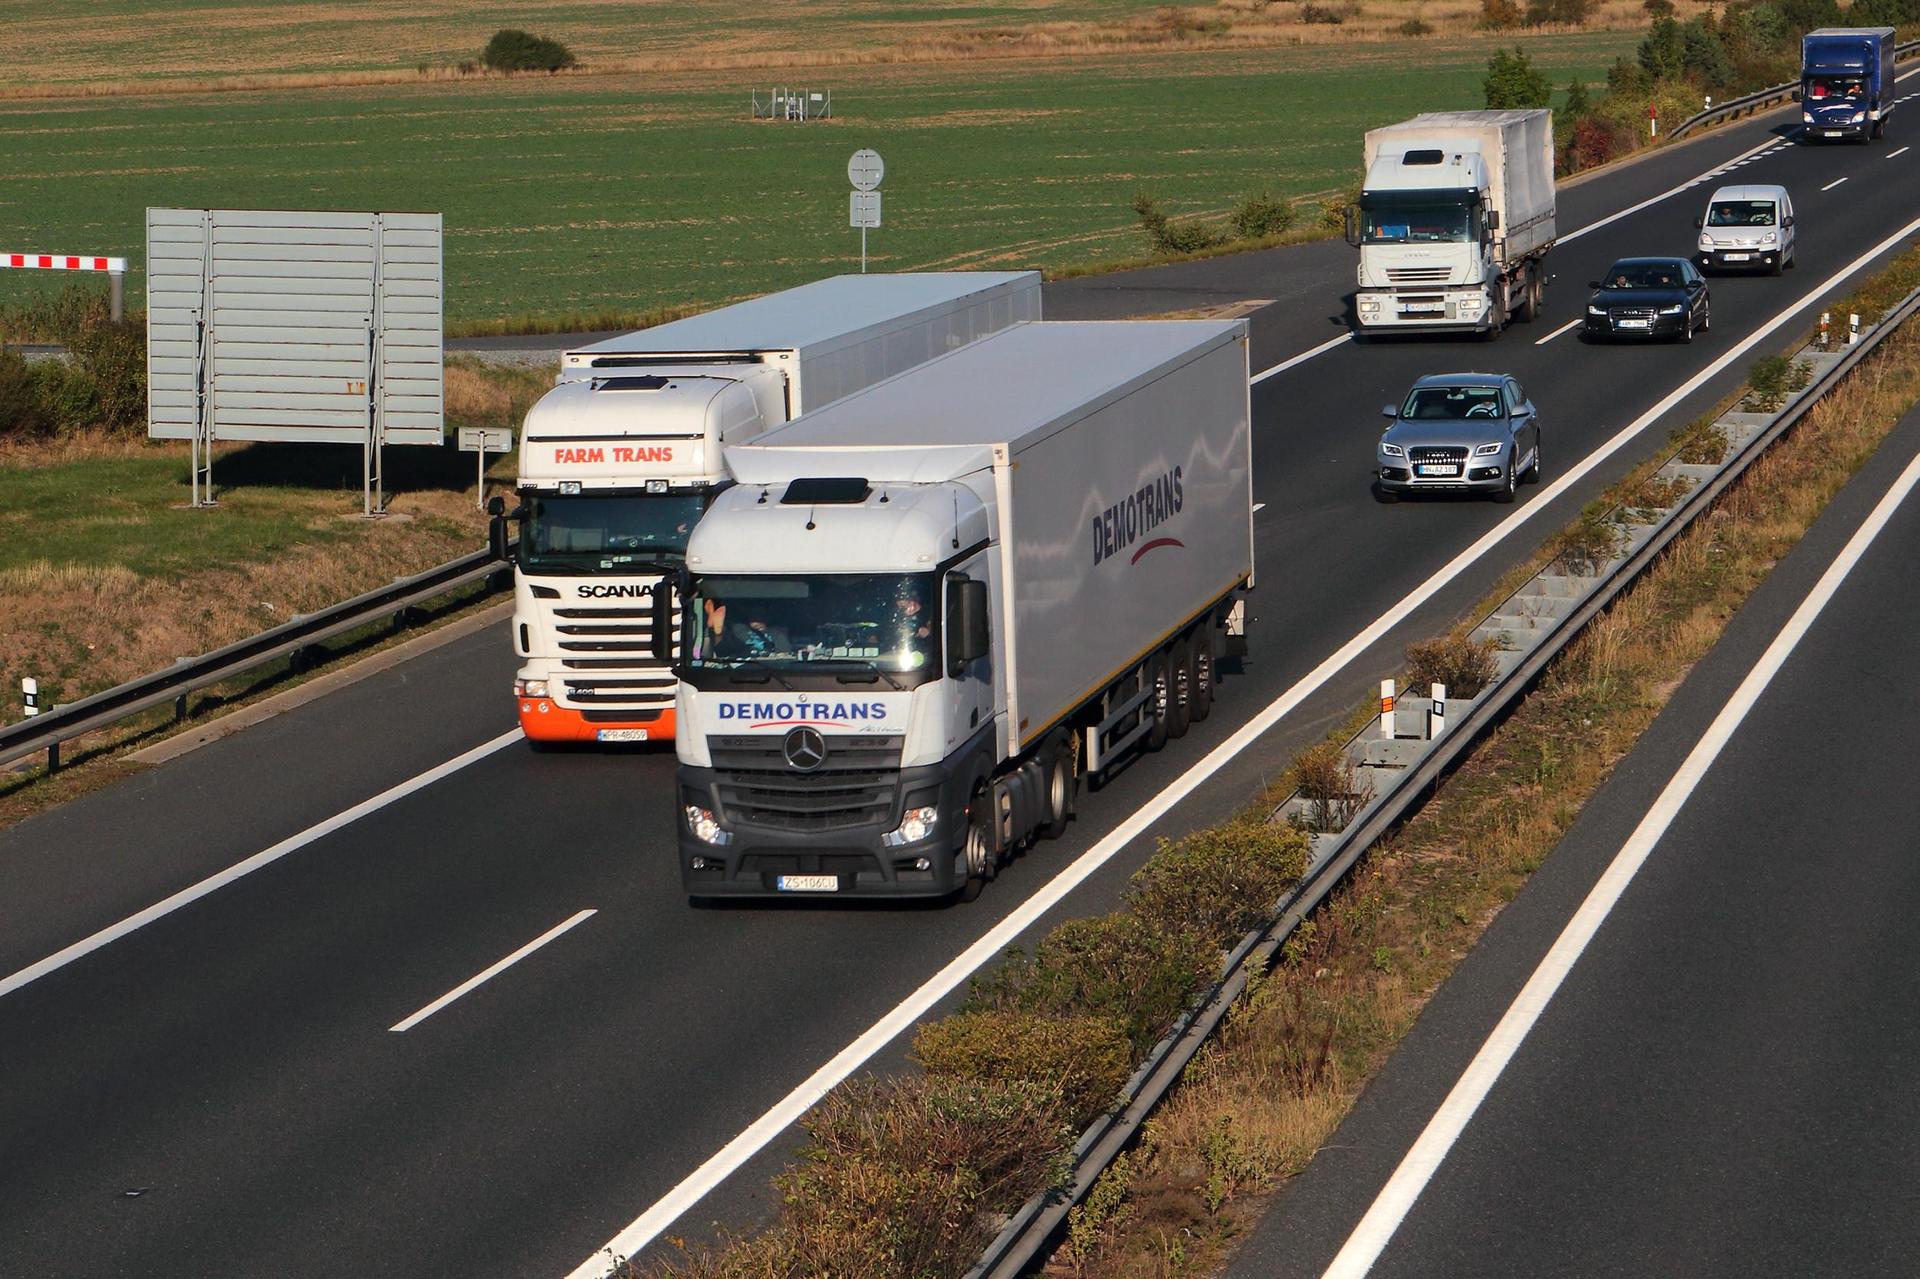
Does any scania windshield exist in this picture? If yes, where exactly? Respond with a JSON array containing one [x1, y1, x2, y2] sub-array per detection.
[[520, 492, 706, 574], [685, 572, 938, 679]]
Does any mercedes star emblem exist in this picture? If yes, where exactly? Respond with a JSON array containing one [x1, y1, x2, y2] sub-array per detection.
[[783, 726, 827, 771]]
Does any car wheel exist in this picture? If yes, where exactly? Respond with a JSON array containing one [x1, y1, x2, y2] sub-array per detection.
[[1524, 435, 1543, 484], [1679, 310, 1695, 343], [1700, 301, 1711, 331], [1493, 461, 1517, 504], [1770, 253, 1785, 276]]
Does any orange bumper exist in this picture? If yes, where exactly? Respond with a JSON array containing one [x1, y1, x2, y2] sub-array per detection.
[[517, 698, 676, 744]]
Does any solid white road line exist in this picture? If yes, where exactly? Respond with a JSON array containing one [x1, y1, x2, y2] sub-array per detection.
[[1254, 502, 1268, 513], [389, 909, 596, 1033], [0, 729, 525, 1001], [1886, 146, 1911, 159], [568, 208, 1920, 1279], [1321, 442, 1920, 1279], [1252, 331, 1351, 383], [1822, 176, 1851, 192], [1533, 316, 1583, 346]]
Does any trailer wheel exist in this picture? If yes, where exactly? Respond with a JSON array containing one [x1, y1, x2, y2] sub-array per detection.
[[1166, 638, 1194, 740], [958, 791, 994, 902], [1039, 738, 1076, 840], [1189, 633, 1215, 723], [1145, 652, 1173, 752]]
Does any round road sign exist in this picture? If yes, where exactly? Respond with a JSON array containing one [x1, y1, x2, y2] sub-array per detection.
[[847, 149, 885, 192]]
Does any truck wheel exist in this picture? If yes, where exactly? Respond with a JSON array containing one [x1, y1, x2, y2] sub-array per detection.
[[1166, 638, 1194, 740], [1144, 652, 1173, 752], [958, 793, 994, 902], [1518, 267, 1541, 323], [1189, 634, 1215, 723], [1039, 739, 1076, 840]]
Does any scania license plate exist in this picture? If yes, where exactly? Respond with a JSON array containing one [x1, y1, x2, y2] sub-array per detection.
[[777, 874, 840, 893], [1723, 252, 1750, 262], [1416, 463, 1460, 477], [596, 728, 649, 742]]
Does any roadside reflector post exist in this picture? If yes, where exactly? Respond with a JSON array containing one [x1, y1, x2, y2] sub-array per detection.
[[1849, 312, 1861, 345], [21, 676, 39, 718], [1820, 311, 1831, 347], [1380, 679, 1396, 739], [1649, 102, 1658, 138], [1428, 682, 1447, 739]]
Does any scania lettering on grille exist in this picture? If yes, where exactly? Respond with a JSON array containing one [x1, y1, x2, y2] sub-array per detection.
[[578, 583, 655, 599], [715, 700, 889, 728], [1092, 465, 1185, 567]]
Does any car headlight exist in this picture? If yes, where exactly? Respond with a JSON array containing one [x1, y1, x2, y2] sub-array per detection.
[[1379, 441, 1406, 459], [1851, 111, 1867, 124], [1587, 304, 1606, 316], [515, 678, 549, 698], [1761, 231, 1777, 244], [881, 804, 939, 847], [685, 803, 732, 846], [1698, 234, 1715, 250], [1473, 442, 1504, 457], [1659, 304, 1685, 315]]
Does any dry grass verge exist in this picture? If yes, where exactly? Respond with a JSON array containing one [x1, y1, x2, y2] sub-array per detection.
[[1052, 308, 1920, 1275]]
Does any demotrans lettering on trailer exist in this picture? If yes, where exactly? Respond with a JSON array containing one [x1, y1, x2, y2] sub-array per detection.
[[1092, 465, 1185, 566], [713, 699, 892, 728]]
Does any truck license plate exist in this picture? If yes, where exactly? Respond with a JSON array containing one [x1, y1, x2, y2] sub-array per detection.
[[1402, 302, 1444, 314], [1825, 130, 1845, 137], [1416, 464, 1460, 477], [777, 874, 840, 893], [596, 728, 650, 742]]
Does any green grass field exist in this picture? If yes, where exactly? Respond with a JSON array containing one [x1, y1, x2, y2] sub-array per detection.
[[0, 35, 1634, 329]]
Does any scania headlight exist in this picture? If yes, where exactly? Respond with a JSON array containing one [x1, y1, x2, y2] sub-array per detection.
[[1659, 304, 1685, 315], [685, 804, 732, 846], [1379, 441, 1406, 459], [515, 678, 549, 698], [1473, 442, 1504, 457], [881, 805, 939, 846]]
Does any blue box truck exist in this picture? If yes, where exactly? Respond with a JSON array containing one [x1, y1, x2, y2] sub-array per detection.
[[1799, 27, 1898, 142]]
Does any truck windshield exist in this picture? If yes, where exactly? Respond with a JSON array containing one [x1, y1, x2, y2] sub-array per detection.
[[1360, 191, 1476, 244], [686, 573, 937, 675], [520, 492, 707, 573], [1804, 75, 1865, 99], [1707, 200, 1777, 227]]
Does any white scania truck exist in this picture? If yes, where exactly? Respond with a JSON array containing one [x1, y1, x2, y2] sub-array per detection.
[[672, 320, 1254, 900], [1346, 109, 1556, 339], [489, 271, 1040, 745]]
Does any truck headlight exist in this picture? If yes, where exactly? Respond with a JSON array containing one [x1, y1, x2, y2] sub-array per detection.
[[881, 805, 939, 846], [1803, 111, 1814, 122], [515, 678, 549, 698], [1457, 296, 1484, 313], [1473, 442, 1504, 457], [1659, 304, 1685, 315], [1851, 111, 1866, 124], [1761, 231, 1777, 245], [685, 804, 732, 846], [1379, 441, 1406, 459], [1358, 298, 1381, 314]]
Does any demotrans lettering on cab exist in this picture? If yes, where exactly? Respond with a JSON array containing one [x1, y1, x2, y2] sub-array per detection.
[[487, 270, 1041, 747], [674, 319, 1255, 902]]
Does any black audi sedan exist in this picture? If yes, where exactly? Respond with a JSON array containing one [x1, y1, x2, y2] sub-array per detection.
[[1583, 257, 1711, 342]]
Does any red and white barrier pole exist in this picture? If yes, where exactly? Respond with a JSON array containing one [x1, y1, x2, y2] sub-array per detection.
[[2, 252, 129, 321]]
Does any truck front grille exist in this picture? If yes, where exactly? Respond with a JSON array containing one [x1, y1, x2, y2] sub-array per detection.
[[1386, 266, 1452, 284], [551, 594, 677, 708], [709, 734, 905, 832]]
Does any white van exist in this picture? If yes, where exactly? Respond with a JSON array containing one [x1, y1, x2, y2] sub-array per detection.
[[1696, 183, 1796, 274]]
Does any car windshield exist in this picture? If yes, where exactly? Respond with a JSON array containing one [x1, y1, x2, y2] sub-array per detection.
[[1360, 190, 1476, 244], [686, 572, 937, 675], [1400, 385, 1504, 420], [521, 492, 707, 573], [1601, 264, 1684, 290], [1707, 200, 1777, 227]]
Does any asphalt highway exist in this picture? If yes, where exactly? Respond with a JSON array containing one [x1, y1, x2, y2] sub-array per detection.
[[1224, 362, 1920, 1279], [4, 93, 1920, 1278]]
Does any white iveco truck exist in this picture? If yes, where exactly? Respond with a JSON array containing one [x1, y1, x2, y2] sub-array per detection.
[[490, 271, 1040, 745], [1346, 109, 1556, 339], [673, 320, 1254, 900]]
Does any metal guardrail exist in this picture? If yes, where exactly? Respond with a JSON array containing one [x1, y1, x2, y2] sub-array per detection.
[[967, 281, 1920, 1279], [0, 545, 507, 773], [1669, 40, 1920, 142]]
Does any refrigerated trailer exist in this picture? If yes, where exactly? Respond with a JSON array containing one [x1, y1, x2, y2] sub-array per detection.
[[491, 271, 1040, 745], [673, 319, 1254, 900]]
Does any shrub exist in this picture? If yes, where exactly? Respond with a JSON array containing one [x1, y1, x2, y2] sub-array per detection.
[[1624, 473, 1694, 521], [1552, 515, 1625, 575], [1298, 3, 1348, 23], [1563, 78, 1591, 118], [67, 316, 145, 433], [1606, 53, 1652, 95], [1745, 354, 1811, 411], [481, 28, 577, 72], [1564, 114, 1630, 171], [1404, 633, 1503, 699], [1524, 0, 1591, 25], [1132, 193, 1225, 256], [1675, 422, 1729, 464], [968, 913, 1216, 1055], [1127, 819, 1309, 948], [1318, 189, 1358, 230], [1481, 0, 1525, 27], [1638, 16, 1685, 81], [1399, 16, 1435, 34], [0, 349, 54, 438], [1290, 741, 1374, 833], [913, 1011, 1133, 1130], [1681, 17, 1736, 88], [1643, 0, 1674, 14], [1229, 190, 1297, 240], [1485, 46, 1551, 109]]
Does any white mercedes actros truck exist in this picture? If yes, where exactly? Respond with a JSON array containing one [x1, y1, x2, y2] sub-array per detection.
[[488, 271, 1041, 746], [672, 320, 1254, 900], [1345, 109, 1556, 339]]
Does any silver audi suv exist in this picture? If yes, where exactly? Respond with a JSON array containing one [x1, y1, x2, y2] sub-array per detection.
[[1375, 372, 1541, 503]]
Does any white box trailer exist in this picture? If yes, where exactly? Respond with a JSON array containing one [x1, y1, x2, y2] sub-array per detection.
[[1350, 109, 1557, 337], [673, 319, 1254, 900], [495, 271, 1040, 747]]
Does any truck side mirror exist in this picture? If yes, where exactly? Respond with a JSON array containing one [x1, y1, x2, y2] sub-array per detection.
[[1342, 205, 1360, 249], [650, 574, 678, 662], [947, 578, 989, 675], [1790, 88, 1801, 101], [488, 509, 510, 563]]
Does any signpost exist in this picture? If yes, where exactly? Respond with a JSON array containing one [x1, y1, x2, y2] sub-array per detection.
[[458, 426, 513, 506], [847, 149, 884, 272]]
